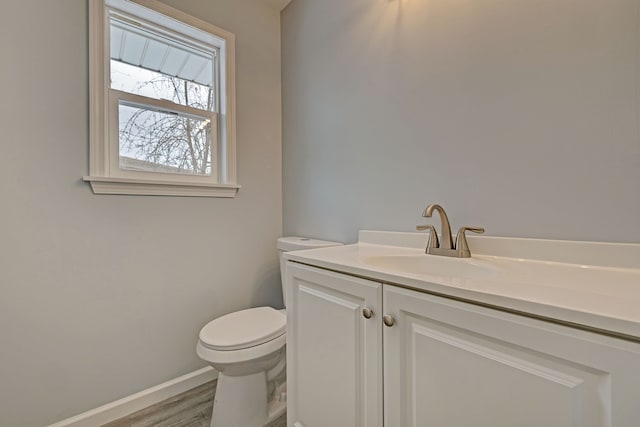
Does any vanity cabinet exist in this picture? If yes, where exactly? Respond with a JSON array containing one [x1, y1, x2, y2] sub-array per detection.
[[384, 285, 640, 427], [285, 263, 383, 427], [287, 262, 640, 427]]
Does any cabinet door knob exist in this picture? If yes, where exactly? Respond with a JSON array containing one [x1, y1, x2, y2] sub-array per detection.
[[362, 307, 373, 319], [383, 314, 395, 327]]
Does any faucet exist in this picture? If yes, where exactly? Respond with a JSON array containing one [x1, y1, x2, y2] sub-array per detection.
[[416, 203, 485, 258]]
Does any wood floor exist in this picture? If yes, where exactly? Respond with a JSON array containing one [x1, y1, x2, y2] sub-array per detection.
[[103, 380, 286, 427]]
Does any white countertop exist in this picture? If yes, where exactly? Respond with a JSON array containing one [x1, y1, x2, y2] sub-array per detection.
[[285, 231, 640, 340]]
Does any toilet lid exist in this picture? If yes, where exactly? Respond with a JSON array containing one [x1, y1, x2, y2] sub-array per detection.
[[199, 307, 286, 351]]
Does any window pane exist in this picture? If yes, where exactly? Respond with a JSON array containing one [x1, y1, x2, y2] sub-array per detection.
[[110, 16, 216, 111], [119, 103, 213, 176]]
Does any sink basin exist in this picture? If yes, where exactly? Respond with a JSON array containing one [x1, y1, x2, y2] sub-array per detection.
[[362, 254, 502, 279]]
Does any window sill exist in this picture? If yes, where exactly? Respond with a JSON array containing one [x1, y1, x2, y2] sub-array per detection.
[[83, 176, 240, 198]]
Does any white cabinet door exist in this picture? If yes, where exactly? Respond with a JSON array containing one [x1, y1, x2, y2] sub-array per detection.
[[286, 263, 383, 427], [383, 285, 640, 427]]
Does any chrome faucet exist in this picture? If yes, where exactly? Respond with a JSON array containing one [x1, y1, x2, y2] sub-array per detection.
[[416, 204, 485, 258]]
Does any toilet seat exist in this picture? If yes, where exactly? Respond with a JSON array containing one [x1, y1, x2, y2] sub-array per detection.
[[199, 307, 286, 351], [197, 332, 286, 366]]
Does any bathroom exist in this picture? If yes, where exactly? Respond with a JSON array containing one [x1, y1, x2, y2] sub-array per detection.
[[1, 0, 638, 426]]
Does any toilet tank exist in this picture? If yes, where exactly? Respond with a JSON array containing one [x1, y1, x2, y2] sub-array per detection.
[[277, 237, 342, 306]]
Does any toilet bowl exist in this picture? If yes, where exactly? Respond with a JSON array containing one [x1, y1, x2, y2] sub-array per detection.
[[197, 307, 287, 427], [197, 237, 342, 427]]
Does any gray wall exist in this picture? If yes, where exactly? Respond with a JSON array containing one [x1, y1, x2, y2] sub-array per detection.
[[282, 0, 640, 244], [0, 0, 282, 426]]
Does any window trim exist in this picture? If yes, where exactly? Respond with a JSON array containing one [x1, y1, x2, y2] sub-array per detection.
[[84, 0, 239, 197]]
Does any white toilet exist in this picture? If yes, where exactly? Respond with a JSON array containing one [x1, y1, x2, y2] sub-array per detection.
[[196, 236, 341, 427]]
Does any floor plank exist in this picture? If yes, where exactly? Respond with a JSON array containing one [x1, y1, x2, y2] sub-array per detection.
[[102, 380, 286, 427]]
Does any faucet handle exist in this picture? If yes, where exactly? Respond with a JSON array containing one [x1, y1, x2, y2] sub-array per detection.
[[416, 224, 439, 253], [455, 226, 485, 258]]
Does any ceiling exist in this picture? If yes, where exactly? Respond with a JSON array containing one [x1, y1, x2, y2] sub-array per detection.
[[257, 0, 293, 11]]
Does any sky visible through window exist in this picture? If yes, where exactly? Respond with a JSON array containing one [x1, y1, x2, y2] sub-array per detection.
[[111, 60, 213, 109]]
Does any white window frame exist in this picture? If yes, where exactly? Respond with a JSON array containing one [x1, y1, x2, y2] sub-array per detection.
[[85, 0, 239, 197]]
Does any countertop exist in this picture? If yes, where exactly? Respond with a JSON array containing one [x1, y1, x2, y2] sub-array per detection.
[[284, 231, 640, 341]]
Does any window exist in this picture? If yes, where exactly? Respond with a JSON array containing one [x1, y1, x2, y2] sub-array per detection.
[[85, 0, 239, 197]]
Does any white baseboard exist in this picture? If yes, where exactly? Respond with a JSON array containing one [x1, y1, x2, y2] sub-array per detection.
[[48, 367, 217, 427]]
